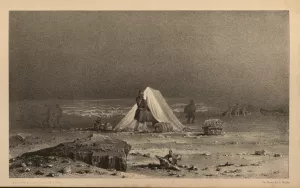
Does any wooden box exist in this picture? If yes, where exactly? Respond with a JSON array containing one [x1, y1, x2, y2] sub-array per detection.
[[202, 119, 223, 135]]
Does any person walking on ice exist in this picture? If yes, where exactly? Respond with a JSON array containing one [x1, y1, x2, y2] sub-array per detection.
[[184, 100, 196, 124]]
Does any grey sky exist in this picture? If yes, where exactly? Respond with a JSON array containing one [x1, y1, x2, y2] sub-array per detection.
[[9, 11, 289, 107]]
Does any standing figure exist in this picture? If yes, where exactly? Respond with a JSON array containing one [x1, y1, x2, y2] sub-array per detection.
[[225, 105, 233, 117], [184, 100, 196, 124], [49, 104, 63, 129], [42, 104, 51, 127], [54, 104, 63, 128], [242, 105, 248, 116], [48, 106, 55, 128], [134, 90, 153, 132], [234, 103, 240, 116]]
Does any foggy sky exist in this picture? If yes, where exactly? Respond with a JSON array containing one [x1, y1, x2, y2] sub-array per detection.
[[9, 11, 289, 106]]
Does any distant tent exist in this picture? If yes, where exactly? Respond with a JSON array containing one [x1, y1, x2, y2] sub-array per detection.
[[114, 87, 185, 132]]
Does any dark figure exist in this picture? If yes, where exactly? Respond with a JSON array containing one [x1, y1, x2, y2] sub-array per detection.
[[242, 105, 248, 116], [42, 104, 50, 127], [94, 117, 102, 132], [53, 104, 63, 128], [164, 150, 180, 165], [184, 100, 196, 124], [234, 103, 240, 116], [134, 90, 153, 123]]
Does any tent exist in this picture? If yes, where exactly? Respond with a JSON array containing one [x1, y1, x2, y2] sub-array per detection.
[[113, 87, 185, 132]]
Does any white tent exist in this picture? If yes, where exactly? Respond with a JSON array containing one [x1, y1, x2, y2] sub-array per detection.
[[113, 87, 185, 132]]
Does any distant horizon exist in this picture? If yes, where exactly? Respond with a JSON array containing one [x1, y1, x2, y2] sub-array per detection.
[[9, 96, 289, 109]]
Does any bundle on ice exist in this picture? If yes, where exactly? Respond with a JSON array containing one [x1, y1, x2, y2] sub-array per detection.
[[153, 122, 173, 133], [93, 117, 112, 132], [202, 119, 223, 135]]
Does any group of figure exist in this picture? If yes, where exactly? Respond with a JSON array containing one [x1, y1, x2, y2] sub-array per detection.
[[224, 103, 248, 117], [42, 104, 63, 128]]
